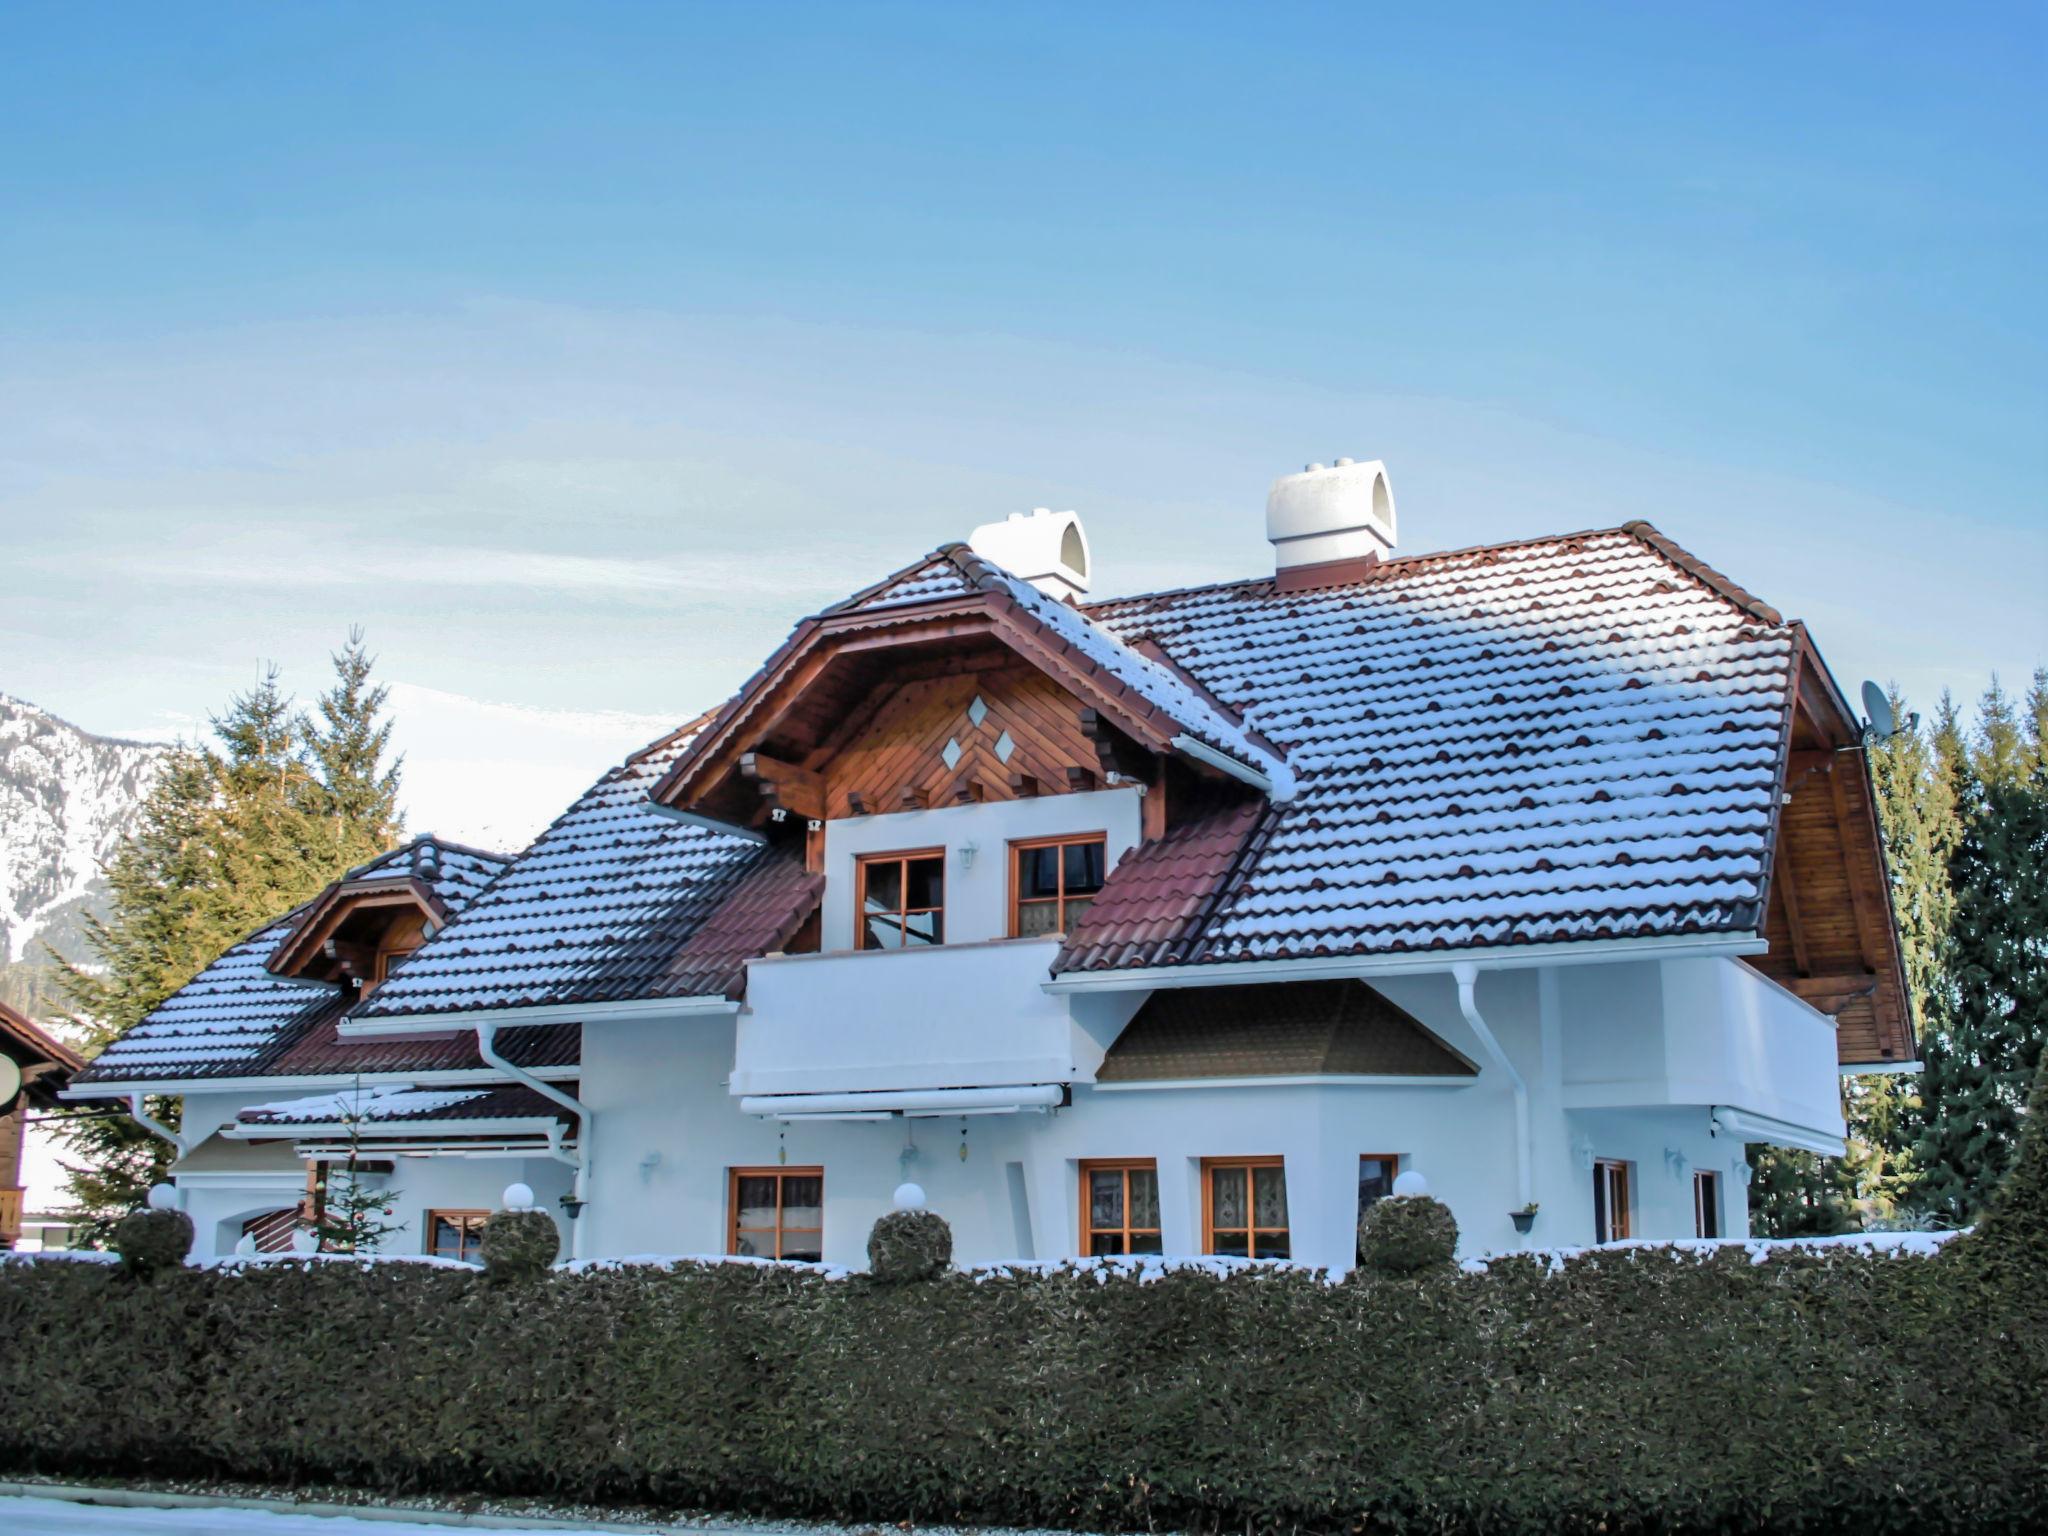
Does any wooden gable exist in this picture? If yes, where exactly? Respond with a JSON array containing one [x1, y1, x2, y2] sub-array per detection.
[[269, 879, 446, 995], [655, 566, 1258, 846], [1746, 632, 1915, 1067], [823, 662, 1104, 817]]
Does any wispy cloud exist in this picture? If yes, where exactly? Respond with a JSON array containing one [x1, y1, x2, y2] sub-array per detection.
[[83, 536, 868, 601]]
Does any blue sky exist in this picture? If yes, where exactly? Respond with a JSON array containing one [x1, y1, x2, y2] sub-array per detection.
[[2, 3, 2043, 847]]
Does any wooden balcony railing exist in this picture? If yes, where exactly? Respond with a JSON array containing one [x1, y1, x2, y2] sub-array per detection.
[[0, 1187, 24, 1248]]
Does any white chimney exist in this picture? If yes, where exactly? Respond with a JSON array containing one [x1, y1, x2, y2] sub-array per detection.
[[968, 507, 1091, 603], [1265, 458, 1397, 590]]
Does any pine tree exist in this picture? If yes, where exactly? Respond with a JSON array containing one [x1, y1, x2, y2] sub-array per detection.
[[310, 1081, 406, 1254], [50, 745, 224, 1236], [1913, 673, 2048, 1223], [305, 628, 404, 870], [47, 645, 406, 1240]]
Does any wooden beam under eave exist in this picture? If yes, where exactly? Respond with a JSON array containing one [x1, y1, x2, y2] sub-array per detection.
[[1773, 840, 1813, 977], [1783, 974, 1880, 1015], [1829, 759, 1890, 974], [740, 751, 827, 823]]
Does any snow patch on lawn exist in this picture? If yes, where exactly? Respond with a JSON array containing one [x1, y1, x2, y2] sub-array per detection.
[[1460, 1229, 1965, 1275]]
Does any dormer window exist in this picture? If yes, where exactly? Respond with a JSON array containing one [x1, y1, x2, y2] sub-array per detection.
[[856, 850, 946, 950], [1011, 834, 1107, 937]]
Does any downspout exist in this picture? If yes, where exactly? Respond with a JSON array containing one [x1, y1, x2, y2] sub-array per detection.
[[125, 1094, 195, 1212], [476, 1023, 593, 1262], [1451, 963, 1534, 1228], [126, 1094, 195, 1157]]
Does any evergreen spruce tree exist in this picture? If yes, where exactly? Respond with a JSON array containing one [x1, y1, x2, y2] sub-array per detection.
[[310, 1081, 406, 1254], [48, 644, 405, 1240], [305, 627, 404, 870], [1913, 673, 2048, 1223], [50, 745, 221, 1236]]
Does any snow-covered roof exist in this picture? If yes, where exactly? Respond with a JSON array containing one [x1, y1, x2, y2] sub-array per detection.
[[73, 835, 514, 1086], [82, 521, 1818, 1075], [352, 728, 820, 1019], [1059, 524, 1795, 967], [232, 1082, 564, 1130], [826, 545, 1288, 787]]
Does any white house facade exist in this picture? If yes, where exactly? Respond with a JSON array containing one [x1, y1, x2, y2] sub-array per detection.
[[66, 461, 1913, 1268]]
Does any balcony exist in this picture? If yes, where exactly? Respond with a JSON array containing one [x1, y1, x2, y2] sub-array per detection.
[[733, 937, 1122, 1107], [1559, 956, 1847, 1151]]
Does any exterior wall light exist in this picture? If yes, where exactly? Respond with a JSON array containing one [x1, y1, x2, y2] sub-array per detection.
[[958, 842, 978, 871]]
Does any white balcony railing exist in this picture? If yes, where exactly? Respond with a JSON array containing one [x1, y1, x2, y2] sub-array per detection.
[[733, 937, 1088, 1101]]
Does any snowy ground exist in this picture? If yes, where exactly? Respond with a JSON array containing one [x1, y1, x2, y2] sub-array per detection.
[[3, 1498, 609, 1536], [0, 1491, 1057, 1536]]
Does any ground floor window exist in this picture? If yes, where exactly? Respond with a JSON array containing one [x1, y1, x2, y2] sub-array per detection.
[[1081, 1159, 1162, 1256], [1693, 1168, 1722, 1239], [1356, 1153, 1401, 1260], [239, 1208, 301, 1254], [1203, 1156, 1289, 1259], [1593, 1159, 1632, 1243], [729, 1166, 824, 1261], [426, 1209, 489, 1263]]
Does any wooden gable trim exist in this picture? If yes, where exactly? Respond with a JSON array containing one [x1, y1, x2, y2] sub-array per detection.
[[1749, 631, 1915, 1065], [268, 877, 448, 981], [649, 581, 1239, 822]]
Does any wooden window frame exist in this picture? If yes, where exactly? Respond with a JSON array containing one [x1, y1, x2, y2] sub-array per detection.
[[1201, 1155, 1290, 1259], [1593, 1158, 1632, 1243], [855, 848, 946, 951], [1079, 1158, 1162, 1257], [727, 1165, 825, 1261], [425, 1208, 490, 1264], [1692, 1168, 1722, 1239], [1009, 833, 1109, 939]]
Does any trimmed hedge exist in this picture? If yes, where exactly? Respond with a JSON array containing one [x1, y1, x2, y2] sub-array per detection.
[[866, 1208, 952, 1283], [481, 1210, 560, 1282], [111, 1209, 193, 1279], [3, 1063, 2044, 1534], [1357, 1193, 1458, 1274]]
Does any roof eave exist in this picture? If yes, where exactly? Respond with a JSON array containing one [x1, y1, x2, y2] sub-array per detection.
[[1043, 931, 1769, 995], [340, 993, 739, 1036]]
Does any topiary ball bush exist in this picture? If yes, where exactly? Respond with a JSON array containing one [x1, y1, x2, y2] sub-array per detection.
[[1358, 1194, 1459, 1275], [867, 1208, 952, 1282], [113, 1208, 194, 1278], [481, 1209, 560, 1281]]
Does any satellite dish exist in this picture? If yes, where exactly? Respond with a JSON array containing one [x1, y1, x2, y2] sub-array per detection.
[[0, 1056, 21, 1114], [1861, 681, 1895, 742]]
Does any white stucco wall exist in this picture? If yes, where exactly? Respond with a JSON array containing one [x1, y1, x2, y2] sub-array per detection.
[[819, 785, 1143, 950], [578, 964, 1748, 1268], [166, 1087, 571, 1260]]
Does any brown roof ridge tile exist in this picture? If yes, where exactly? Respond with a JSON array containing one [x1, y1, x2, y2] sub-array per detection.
[[1081, 525, 1637, 616], [1620, 521, 1785, 626]]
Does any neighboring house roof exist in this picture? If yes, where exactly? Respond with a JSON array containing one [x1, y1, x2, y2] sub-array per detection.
[[2, 999, 84, 1109], [234, 1082, 567, 1130], [1096, 979, 1479, 1082], [71, 836, 515, 1087], [354, 727, 821, 1019], [1064, 523, 1796, 968]]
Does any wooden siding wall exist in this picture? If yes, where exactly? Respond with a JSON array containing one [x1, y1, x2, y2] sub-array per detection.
[[824, 665, 1099, 818], [1751, 753, 1913, 1065]]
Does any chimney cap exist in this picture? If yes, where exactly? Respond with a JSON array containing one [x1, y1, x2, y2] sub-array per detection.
[[969, 507, 1091, 603], [1266, 459, 1397, 588]]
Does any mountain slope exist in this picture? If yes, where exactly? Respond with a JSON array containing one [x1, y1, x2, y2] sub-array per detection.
[[0, 695, 165, 999]]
